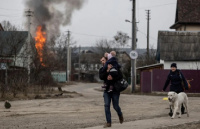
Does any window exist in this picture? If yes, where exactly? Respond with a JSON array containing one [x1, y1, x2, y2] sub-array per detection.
[[0, 63, 7, 70]]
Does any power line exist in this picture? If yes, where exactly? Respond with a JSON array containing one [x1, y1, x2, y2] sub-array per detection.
[[34, 15, 114, 39], [139, 3, 176, 10], [138, 30, 146, 37], [72, 32, 113, 39], [0, 12, 22, 15], [138, 31, 157, 47], [138, 30, 157, 41], [0, 14, 21, 17], [0, 7, 23, 11]]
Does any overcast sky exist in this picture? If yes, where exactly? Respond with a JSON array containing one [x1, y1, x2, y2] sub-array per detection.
[[0, 0, 177, 48]]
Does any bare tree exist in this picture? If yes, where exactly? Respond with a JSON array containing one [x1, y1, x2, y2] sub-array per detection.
[[93, 39, 117, 58], [91, 31, 131, 80], [0, 20, 22, 31], [94, 31, 130, 55], [137, 45, 157, 67], [114, 31, 130, 48], [0, 21, 32, 97], [49, 33, 77, 71]]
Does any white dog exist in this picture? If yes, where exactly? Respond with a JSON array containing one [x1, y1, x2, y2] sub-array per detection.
[[168, 91, 189, 119]]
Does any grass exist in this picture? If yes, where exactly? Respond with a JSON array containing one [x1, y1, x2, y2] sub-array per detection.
[[0, 82, 81, 101]]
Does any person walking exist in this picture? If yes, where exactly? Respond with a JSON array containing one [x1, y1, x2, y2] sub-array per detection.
[[99, 57, 124, 128], [162, 63, 188, 116]]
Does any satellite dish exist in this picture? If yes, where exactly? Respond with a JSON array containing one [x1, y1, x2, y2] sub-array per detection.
[[129, 50, 138, 59]]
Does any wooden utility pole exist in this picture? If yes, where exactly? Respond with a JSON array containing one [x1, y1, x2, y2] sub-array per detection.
[[131, 0, 137, 93], [78, 45, 81, 81], [25, 9, 34, 83], [67, 30, 71, 82], [146, 10, 150, 58], [69, 47, 72, 80]]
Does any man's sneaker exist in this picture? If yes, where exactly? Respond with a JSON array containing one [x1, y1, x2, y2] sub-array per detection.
[[181, 112, 186, 114], [103, 123, 111, 128], [119, 114, 124, 124], [181, 105, 185, 114], [169, 112, 173, 117]]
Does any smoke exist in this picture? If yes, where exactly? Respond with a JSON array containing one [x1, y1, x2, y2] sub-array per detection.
[[25, 0, 86, 40]]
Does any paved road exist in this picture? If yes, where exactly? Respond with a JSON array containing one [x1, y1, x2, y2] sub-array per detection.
[[66, 85, 200, 129], [0, 83, 199, 129], [65, 83, 200, 129], [86, 113, 200, 129]]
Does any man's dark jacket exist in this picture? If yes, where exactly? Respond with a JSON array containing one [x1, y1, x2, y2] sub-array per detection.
[[163, 69, 188, 93], [99, 67, 108, 81], [99, 66, 123, 92], [102, 57, 121, 72]]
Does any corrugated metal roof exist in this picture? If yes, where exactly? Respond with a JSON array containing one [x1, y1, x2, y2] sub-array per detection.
[[157, 31, 200, 61], [137, 63, 163, 70]]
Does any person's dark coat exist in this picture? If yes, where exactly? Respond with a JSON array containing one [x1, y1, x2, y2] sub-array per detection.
[[99, 66, 123, 92], [102, 57, 121, 72], [99, 67, 108, 81], [109, 67, 123, 82], [163, 69, 188, 93]]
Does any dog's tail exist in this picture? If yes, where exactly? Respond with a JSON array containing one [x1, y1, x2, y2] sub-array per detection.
[[183, 93, 189, 117], [183, 93, 188, 101], [185, 93, 188, 99]]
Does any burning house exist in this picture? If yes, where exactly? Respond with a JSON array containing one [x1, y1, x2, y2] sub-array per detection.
[[23, 0, 87, 82], [35, 26, 47, 66]]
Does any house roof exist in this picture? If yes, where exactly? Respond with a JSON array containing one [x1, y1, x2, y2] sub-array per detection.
[[0, 24, 4, 31], [0, 31, 29, 57], [156, 31, 200, 61], [170, 0, 200, 29], [78, 47, 146, 56], [137, 63, 163, 70]]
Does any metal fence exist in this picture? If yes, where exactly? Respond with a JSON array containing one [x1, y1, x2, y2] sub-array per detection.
[[141, 69, 200, 93]]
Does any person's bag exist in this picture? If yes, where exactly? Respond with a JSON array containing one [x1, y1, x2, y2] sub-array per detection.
[[179, 71, 191, 90], [186, 79, 193, 89], [114, 79, 129, 92]]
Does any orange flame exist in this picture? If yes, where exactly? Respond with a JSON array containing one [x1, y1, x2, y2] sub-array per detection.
[[35, 26, 46, 66]]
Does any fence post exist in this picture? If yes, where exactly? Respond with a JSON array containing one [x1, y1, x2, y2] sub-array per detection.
[[151, 70, 153, 93], [5, 69, 8, 85]]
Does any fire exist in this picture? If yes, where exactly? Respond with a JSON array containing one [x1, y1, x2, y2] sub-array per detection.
[[35, 26, 46, 66]]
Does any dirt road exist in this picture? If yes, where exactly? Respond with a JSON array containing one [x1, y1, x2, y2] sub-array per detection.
[[0, 83, 200, 129]]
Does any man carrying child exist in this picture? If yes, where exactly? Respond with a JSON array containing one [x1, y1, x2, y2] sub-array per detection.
[[99, 51, 124, 128]]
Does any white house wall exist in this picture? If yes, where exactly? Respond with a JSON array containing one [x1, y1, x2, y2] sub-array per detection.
[[176, 25, 200, 31], [15, 38, 29, 68], [15, 56, 28, 68], [164, 61, 200, 70]]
